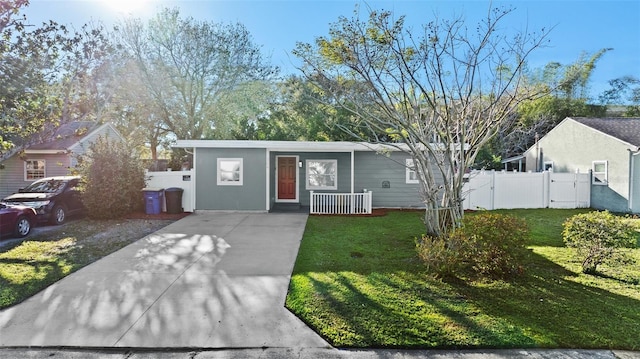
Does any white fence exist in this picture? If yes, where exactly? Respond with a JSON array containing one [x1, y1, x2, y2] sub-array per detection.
[[145, 170, 195, 212], [310, 191, 373, 215], [462, 170, 590, 210]]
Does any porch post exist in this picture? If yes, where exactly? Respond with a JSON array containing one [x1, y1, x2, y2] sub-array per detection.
[[350, 150, 355, 214], [265, 149, 270, 211]]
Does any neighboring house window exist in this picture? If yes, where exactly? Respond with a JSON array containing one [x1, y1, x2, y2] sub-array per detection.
[[25, 159, 45, 180], [592, 160, 608, 185], [217, 158, 243, 185], [306, 159, 337, 190], [543, 161, 554, 172], [406, 159, 419, 184]]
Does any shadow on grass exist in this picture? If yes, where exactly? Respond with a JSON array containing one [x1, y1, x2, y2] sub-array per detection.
[[288, 249, 640, 349]]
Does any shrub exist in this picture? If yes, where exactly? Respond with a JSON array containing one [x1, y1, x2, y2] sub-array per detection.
[[416, 233, 465, 277], [459, 212, 529, 278], [76, 136, 146, 219], [417, 212, 529, 279], [562, 211, 637, 274]]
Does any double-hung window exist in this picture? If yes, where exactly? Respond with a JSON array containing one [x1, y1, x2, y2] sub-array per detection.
[[306, 159, 337, 190], [406, 159, 419, 184], [25, 159, 46, 180], [217, 158, 243, 185], [592, 160, 608, 185]]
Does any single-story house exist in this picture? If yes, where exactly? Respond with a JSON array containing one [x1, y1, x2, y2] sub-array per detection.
[[173, 140, 433, 213], [0, 121, 124, 199], [507, 117, 640, 213]]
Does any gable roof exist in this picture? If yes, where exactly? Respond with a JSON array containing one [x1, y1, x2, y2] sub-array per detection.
[[25, 122, 123, 154], [571, 117, 640, 147], [27, 121, 100, 152]]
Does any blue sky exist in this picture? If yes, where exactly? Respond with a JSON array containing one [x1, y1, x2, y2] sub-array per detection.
[[20, 0, 640, 101]]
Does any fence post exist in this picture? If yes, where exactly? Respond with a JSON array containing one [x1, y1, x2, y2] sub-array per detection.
[[310, 191, 315, 214]]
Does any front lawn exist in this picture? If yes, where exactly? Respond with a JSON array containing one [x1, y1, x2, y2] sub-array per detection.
[[285, 209, 640, 349]]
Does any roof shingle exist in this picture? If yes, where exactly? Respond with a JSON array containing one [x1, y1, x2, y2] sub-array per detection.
[[572, 117, 640, 147]]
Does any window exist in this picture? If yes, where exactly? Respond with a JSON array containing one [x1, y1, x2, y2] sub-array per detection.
[[406, 159, 419, 184], [217, 158, 243, 185], [25, 160, 45, 180], [592, 160, 608, 185], [306, 159, 337, 190], [543, 161, 554, 172]]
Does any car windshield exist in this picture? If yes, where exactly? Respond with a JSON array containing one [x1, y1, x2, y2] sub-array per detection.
[[22, 179, 67, 193]]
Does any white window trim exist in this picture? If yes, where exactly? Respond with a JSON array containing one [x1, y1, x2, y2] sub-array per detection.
[[592, 160, 608, 185], [24, 159, 46, 181], [306, 159, 338, 190], [217, 158, 243, 186], [543, 161, 554, 172], [406, 158, 419, 184]]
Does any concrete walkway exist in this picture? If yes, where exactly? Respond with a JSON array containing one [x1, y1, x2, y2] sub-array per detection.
[[0, 212, 329, 349]]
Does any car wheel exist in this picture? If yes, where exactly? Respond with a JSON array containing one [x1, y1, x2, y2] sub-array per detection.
[[14, 215, 32, 237], [51, 205, 66, 225]]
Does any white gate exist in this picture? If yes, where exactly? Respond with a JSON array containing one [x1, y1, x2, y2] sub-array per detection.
[[145, 170, 195, 212], [463, 170, 590, 210]]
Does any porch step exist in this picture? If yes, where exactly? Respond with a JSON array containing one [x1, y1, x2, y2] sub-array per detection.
[[270, 203, 309, 213]]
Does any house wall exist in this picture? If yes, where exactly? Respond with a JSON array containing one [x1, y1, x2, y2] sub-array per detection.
[[0, 153, 72, 199], [269, 151, 353, 208], [194, 147, 267, 211], [524, 119, 632, 212], [354, 151, 425, 208], [70, 124, 124, 166]]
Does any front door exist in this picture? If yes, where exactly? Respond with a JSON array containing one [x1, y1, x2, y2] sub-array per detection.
[[277, 156, 298, 201]]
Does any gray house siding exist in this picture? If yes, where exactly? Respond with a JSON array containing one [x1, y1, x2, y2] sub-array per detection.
[[269, 151, 352, 208], [194, 147, 267, 211], [0, 153, 72, 199], [70, 124, 123, 166], [354, 151, 424, 208], [524, 118, 634, 212]]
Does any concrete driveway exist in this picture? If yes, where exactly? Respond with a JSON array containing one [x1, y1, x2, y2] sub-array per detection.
[[0, 212, 329, 349]]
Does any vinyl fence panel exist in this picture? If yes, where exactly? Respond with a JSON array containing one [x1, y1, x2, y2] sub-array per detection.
[[463, 170, 590, 210], [145, 170, 195, 212]]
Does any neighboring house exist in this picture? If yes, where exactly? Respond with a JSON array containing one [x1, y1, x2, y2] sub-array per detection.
[[173, 140, 432, 212], [0, 121, 124, 199], [510, 117, 640, 213]]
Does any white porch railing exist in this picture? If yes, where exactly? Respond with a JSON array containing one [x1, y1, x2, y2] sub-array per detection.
[[310, 191, 372, 215]]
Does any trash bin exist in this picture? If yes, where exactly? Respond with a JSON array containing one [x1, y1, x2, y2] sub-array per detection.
[[164, 187, 184, 214], [142, 188, 164, 215]]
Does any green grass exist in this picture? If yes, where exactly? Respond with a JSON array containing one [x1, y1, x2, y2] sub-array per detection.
[[0, 218, 171, 309], [286, 209, 640, 349]]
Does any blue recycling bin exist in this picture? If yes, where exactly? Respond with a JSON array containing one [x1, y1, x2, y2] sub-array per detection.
[[142, 188, 164, 214]]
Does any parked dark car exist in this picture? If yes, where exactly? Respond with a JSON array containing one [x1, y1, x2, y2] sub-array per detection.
[[1, 176, 84, 225], [0, 203, 37, 238]]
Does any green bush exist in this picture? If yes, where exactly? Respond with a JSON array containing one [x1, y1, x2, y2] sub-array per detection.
[[417, 212, 529, 279], [562, 211, 637, 274], [459, 212, 529, 278], [416, 233, 465, 277], [76, 136, 146, 219]]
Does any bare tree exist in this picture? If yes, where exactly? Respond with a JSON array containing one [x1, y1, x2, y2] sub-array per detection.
[[294, 6, 549, 237]]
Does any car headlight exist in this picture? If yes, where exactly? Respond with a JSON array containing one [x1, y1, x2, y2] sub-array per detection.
[[20, 200, 51, 209]]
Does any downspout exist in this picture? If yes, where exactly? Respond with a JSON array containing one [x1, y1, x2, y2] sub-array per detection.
[[191, 147, 197, 212], [629, 147, 640, 212], [266, 149, 271, 212]]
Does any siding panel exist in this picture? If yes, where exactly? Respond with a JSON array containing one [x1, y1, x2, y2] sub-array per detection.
[[354, 151, 426, 208], [195, 148, 267, 210]]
